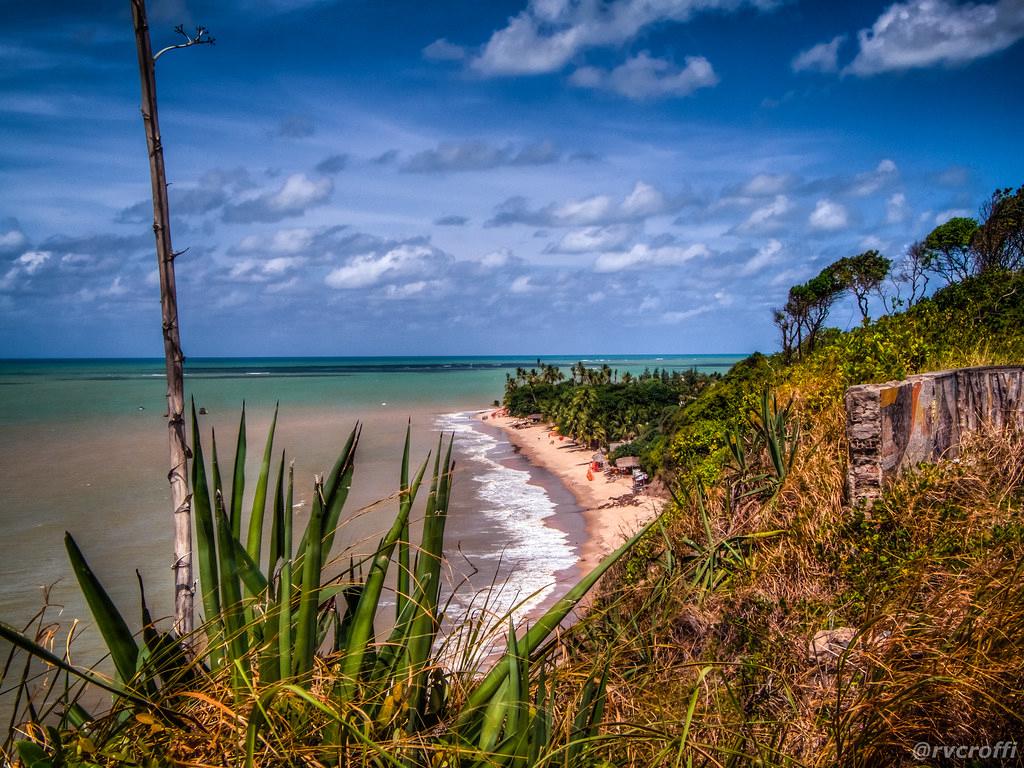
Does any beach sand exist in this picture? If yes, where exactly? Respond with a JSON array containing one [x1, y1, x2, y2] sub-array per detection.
[[478, 413, 664, 574]]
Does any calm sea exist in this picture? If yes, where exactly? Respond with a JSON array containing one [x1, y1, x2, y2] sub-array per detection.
[[0, 355, 741, 672]]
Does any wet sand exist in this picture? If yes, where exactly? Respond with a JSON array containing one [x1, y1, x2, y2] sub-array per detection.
[[478, 414, 664, 576]]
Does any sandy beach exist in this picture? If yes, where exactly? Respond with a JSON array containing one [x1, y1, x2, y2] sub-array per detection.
[[478, 412, 664, 574]]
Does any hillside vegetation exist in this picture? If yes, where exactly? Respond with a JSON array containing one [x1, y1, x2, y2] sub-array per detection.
[[2, 187, 1023, 766], [543, 267, 1024, 766]]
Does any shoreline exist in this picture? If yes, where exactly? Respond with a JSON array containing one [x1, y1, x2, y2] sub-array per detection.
[[475, 411, 664, 577]]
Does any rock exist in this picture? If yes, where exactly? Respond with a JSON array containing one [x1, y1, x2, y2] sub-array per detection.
[[808, 627, 857, 665], [845, 366, 1024, 504]]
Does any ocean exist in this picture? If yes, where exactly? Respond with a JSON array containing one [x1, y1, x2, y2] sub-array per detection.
[[0, 355, 741, 671]]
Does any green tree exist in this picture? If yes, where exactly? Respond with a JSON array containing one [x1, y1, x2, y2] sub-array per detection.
[[923, 216, 979, 282], [783, 265, 845, 358], [833, 250, 892, 323], [888, 240, 930, 311], [973, 185, 1024, 272]]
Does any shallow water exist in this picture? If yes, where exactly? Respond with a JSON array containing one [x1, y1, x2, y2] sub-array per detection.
[[0, 355, 741, 683]]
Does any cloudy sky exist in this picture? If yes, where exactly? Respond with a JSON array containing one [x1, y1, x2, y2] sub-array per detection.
[[2, 0, 1023, 356]]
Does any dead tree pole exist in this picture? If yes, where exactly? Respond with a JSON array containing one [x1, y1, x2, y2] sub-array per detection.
[[130, 0, 213, 637]]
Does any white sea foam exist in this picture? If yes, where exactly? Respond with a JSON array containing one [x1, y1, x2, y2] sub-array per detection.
[[435, 412, 577, 625]]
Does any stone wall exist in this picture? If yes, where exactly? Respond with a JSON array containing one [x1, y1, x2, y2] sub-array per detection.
[[845, 366, 1024, 502]]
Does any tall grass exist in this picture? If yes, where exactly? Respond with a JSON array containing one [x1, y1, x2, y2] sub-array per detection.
[[1, 405, 662, 766], [547, 370, 1024, 766]]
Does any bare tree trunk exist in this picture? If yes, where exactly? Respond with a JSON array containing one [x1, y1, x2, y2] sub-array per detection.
[[131, 0, 192, 638]]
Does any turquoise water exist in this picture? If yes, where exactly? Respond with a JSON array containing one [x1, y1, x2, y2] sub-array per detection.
[[0, 354, 742, 698], [0, 355, 743, 424]]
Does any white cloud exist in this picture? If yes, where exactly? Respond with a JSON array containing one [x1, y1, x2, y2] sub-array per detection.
[[739, 239, 783, 276], [660, 305, 712, 324], [809, 199, 849, 230], [594, 242, 708, 272], [229, 255, 305, 281], [0, 268, 18, 291], [324, 244, 438, 289], [549, 225, 634, 253], [792, 35, 846, 73], [742, 173, 792, 196], [845, 0, 1024, 76], [381, 280, 446, 299], [569, 53, 718, 100], [851, 158, 899, 196], [239, 227, 315, 254], [17, 250, 51, 274], [263, 256, 301, 275], [422, 38, 466, 61], [401, 139, 560, 173], [886, 192, 909, 223], [737, 195, 791, 232], [472, 13, 581, 75], [472, 0, 776, 76], [935, 207, 972, 225], [472, 248, 512, 268], [621, 181, 667, 216], [488, 180, 683, 227], [223, 173, 333, 223], [0, 227, 28, 253], [510, 275, 535, 293], [271, 174, 331, 210], [75, 275, 130, 303], [552, 194, 614, 224]]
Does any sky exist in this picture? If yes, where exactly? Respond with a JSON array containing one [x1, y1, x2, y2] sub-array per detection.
[[1, 0, 1023, 357]]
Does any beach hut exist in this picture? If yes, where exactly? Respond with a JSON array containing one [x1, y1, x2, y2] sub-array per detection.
[[615, 456, 640, 474], [528, 413, 543, 423]]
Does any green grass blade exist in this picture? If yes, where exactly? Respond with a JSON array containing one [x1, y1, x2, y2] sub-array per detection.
[[246, 403, 278, 568], [291, 425, 359, 588], [397, 420, 412, 623], [190, 400, 222, 658], [405, 435, 454, 729], [318, 425, 361, 565], [294, 479, 325, 677], [63, 533, 138, 684], [136, 571, 195, 690], [230, 536, 270, 596], [211, 428, 223, 499], [229, 404, 247, 541], [336, 450, 428, 701], [278, 464, 294, 681], [214, 495, 247, 674], [268, 450, 286, 572]]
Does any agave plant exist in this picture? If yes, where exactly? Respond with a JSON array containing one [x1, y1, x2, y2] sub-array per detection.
[[726, 387, 801, 501], [1, 404, 661, 766]]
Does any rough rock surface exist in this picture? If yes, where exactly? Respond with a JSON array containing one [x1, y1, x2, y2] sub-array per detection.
[[845, 366, 1024, 503], [808, 627, 858, 665]]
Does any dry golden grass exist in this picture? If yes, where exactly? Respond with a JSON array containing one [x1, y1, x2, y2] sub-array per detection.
[[553, 358, 1024, 767]]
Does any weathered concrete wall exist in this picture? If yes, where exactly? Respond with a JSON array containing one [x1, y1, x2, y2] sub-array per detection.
[[845, 366, 1024, 502]]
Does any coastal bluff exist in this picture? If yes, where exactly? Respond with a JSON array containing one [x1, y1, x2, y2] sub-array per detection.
[[845, 365, 1024, 502]]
